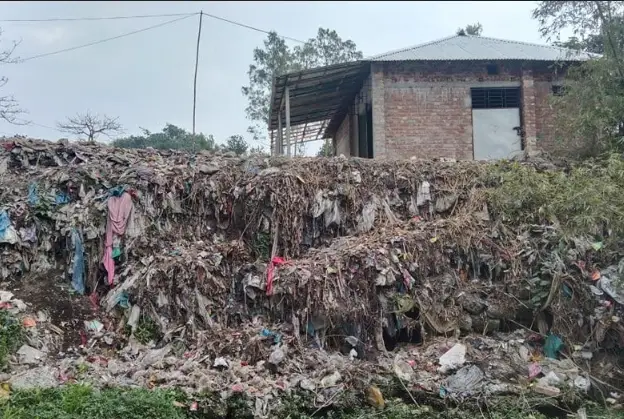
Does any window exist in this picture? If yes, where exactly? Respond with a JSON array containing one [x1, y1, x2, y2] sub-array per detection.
[[471, 87, 521, 109], [551, 85, 565, 96], [486, 64, 499, 75]]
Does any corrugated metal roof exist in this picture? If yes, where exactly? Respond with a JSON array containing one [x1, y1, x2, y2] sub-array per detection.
[[268, 61, 369, 148], [367, 34, 599, 62]]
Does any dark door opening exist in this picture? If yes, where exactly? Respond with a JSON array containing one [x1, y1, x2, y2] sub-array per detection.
[[357, 104, 374, 158]]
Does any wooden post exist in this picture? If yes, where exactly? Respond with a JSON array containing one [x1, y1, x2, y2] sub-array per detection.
[[285, 86, 291, 157], [277, 112, 283, 155]]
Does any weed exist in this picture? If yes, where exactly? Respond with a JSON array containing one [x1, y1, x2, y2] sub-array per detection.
[[0, 385, 187, 419], [252, 232, 271, 261], [0, 311, 23, 369], [133, 315, 162, 345]]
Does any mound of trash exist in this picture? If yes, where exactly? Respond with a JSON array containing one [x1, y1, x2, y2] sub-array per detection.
[[1, 137, 623, 416]]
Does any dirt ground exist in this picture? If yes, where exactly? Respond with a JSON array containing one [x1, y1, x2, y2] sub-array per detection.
[[8, 271, 96, 352]]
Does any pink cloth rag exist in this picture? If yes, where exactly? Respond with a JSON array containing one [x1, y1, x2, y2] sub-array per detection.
[[266, 256, 287, 296], [102, 192, 134, 285]]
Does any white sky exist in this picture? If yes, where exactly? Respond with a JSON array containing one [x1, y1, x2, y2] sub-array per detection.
[[0, 1, 564, 155]]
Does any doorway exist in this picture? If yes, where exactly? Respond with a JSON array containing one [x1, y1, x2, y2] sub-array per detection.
[[471, 87, 522, 160], [357, 104, 373, 158]]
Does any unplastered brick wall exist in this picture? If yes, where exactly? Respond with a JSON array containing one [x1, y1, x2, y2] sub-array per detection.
[[373, 61, 565, 160], [333, 72, 372, 157], [534, 81, 557, 153], [335, 115, 350, 156]]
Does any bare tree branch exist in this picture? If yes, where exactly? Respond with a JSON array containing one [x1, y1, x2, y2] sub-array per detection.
[[56, 112, 124, 142], [0, 28, 24, 124]]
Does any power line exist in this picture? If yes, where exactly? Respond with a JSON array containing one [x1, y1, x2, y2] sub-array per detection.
[[3, 9, 306, 45], [201, 11, 305, 44], [20, 14, 198, 62], [0, 12, 197, 23]]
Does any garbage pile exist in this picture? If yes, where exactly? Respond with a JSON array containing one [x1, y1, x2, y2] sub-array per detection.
[[1, 137, 624, 414]]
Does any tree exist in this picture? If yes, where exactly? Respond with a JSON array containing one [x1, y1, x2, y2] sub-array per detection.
[[532, 1, 624, 156], [456, 23, 483, 36], [222, 134, 249, 155], [0, 28, 23, 124], [112, 124, 217, 151], [57, 112, 123, 142], [242, 28, 363, 146], [317, 140, 334, 157]]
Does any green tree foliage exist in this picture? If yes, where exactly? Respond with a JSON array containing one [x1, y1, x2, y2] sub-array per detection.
[[222, 134, 249, 155], [533, 1, 624, 156], [242, 28, 363, 145], [316, 140, 334, 157], [112, 124, 216, 151], [456, 22, 483, 36]]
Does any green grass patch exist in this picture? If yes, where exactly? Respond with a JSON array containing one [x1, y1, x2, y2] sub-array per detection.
[[0, 310, 24, 370], [0, 385, 621, 419], [0, 385, 188, 419], [485, 155, 624, 239]]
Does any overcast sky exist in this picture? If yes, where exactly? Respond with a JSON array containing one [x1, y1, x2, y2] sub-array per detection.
[[0, 1, 562, 154]]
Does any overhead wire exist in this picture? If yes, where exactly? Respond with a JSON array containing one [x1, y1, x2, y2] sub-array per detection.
[[200, 11, 305, 44], [20, 13, 198, 62], [11, 10, 306, 63], [0, 12, 197, 23]]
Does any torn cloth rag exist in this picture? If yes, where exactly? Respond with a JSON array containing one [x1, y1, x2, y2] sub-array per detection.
[[102, 192, 134, 285]]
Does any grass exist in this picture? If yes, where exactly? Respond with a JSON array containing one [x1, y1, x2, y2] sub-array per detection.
[[0, 384, 621, 419], [0, 386, 188, 419], [133, 315, 162, 345], [0, 311, 23, 370], [485, 155, 624, 239]]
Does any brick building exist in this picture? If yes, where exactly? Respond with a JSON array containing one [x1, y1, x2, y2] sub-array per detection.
[[268, 34, 597, 159]]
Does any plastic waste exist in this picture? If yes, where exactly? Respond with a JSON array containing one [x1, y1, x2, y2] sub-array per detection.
[[16, 345, 45, 365], [27, 183, 39, 206], [84, 320, 104, 333], [268, 346, 285, 366], [438, 343, 467, 373], [55, 192, 70, 205], [71, 229, 85, 295], [544, 333, 563, 359], [213, 357, 229, 369], [574, 376, 591, 392], [260, 328, 282, 344], [416, 181, 431, 206], [445, 365, 484, 394], [22, 317, 36, 328], [528, 363, 542, 379], [0, 211, 17, 245], [393, 358, 414, 382], [320, 371, 342, 388], [599, 277, 624, 305], [366, 385, 385, 408]]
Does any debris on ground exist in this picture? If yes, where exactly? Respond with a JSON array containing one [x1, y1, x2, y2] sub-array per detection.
[[1, 138, 624, 417]]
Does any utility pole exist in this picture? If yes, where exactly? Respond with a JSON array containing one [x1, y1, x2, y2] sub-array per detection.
[[192, 11, 203, 135]]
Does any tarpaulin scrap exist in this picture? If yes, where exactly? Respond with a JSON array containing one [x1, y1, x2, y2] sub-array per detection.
[[0, 210, 10, 236], [0, 210, 17, 244], [55, 192, 70, 205], [71, 228, 85, 295], [544, 333, 563, 359], [28, 183, 39, 206], [266, 256, 288, 296], [102, 191, 134, 285]]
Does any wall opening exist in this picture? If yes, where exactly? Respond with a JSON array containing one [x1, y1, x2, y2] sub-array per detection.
[[357, 103, 373, 158], [471, 87, 522, 160], [471, 87, 521, 109], [486, 63, 500, 75], [551, 85, 565, 96]]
